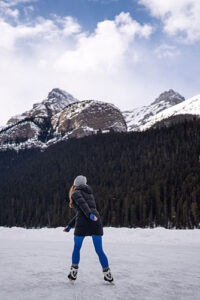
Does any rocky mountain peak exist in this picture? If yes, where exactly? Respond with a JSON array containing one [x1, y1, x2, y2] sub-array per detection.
[[47, 88, 76, 102], [1, 91, 126, 151], [152, 89, 185, 105], [7, 89, 78, 126], [123, 89, 185, 132]]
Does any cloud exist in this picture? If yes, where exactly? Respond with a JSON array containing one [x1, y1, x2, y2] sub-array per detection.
[[0, 4, 199, 127], [139, 0, 200, 42], [155, 44, 180, 58], [1, 7, 19, 20], [55, 12, 152, 72], [0, 10, 155, 125], [0, 0, 37, 22], [0, 0, 37, 7], [0, 14, 82, 51], [51, 15, 82, 35], [23, 5, 34, 18]]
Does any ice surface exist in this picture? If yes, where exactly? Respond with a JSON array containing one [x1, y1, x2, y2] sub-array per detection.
[[0, 227, 199, 300]]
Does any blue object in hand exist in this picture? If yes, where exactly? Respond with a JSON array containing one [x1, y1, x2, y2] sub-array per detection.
[[90, 214, 98, 221], [64, 225, 71, 232]]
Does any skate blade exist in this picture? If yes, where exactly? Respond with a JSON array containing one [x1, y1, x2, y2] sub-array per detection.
[[104, 280, 115, 285], [69, 279, 76, 285]]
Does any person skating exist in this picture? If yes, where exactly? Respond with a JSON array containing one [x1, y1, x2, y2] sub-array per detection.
[[63, 175, 114, 284]]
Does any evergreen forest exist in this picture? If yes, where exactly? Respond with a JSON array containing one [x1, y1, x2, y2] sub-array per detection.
[[0, 119, 200, 229]]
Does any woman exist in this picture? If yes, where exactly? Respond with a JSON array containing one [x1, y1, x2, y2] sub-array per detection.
[[63, 175, 114, 284]]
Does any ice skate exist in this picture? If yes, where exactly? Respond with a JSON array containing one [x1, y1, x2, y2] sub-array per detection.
[[103, 267, 114, 284], [68, 265, 78, 283]]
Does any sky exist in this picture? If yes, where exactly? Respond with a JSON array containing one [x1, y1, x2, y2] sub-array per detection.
[[0, 0, 200, 125]]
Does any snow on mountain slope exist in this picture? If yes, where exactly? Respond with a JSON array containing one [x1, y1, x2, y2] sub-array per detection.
[[6, 88, 78, 126], [1, 87, 200, 151], [123, 89, 185, 131], [0, 91, 127, 151], [140, 94, 200, 131], [0, 121, 41, 143]]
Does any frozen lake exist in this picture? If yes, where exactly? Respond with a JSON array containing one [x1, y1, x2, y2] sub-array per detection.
[[0, 227, 200, 300]]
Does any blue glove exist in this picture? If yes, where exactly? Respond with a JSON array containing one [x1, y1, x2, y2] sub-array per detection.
[[64, 225, 71, 232], [89, 214, 98, 221]]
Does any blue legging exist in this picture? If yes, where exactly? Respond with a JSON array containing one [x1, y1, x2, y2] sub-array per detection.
[[72, 235, 109, 269]]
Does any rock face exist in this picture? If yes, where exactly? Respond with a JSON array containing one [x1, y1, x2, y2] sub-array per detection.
[[0, 122, 40, 143], [52, 100, 127, 138], [123, 89, 185, 131], [0, 89, 127, 151]]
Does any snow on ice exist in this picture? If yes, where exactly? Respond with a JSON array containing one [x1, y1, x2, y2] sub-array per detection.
[[0, 227, 200, 300]]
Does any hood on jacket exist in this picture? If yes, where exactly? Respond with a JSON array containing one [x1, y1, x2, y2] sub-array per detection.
[[76, 184, 92, 194]]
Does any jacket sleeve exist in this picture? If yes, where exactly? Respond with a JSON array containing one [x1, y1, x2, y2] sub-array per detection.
[[67, 214, 76, 228], [72, 190, 92, 218]]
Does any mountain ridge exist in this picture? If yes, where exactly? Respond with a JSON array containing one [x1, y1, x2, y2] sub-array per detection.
[[139, 94, 200, 131], [123, 89, 185, 131], [1, 87, 200, 151], [0, 88, 127, 151]]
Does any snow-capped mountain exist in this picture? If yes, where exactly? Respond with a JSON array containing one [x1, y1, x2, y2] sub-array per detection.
[[7, 88, 78, 125], [1, 87, 200, 152], [123, 89, 185, 131], [0, 89, 127, 151], [139, 94, 200, 131]]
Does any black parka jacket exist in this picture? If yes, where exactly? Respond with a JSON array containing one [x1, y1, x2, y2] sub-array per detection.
[[68, 184, 103, 236]]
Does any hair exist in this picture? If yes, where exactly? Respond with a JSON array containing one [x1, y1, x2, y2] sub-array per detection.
[[69, 185, 77, 208]]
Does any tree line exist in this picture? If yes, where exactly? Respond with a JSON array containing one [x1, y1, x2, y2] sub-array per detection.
[[0, 119, 200, 228]]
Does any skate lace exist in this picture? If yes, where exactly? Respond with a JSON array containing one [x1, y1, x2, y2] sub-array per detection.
[[103, 269, 113, 280], [70, 267, 78, 278]]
